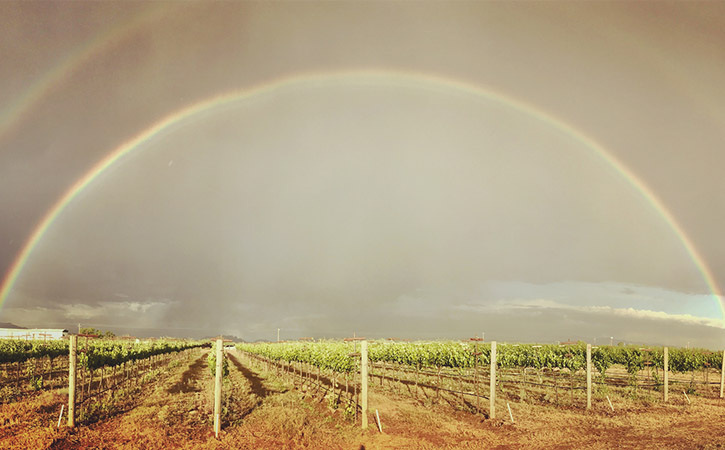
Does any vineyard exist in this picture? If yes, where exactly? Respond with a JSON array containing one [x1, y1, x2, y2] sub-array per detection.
[[236, 340, 723, 372], [0, 337, 205, 415], [237, 341, 723, 375], [2, 337, 725, 449], [237, 340, 725, 411]]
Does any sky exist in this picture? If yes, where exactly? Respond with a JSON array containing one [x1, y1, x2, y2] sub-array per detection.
[[0, 2, 724, 347]]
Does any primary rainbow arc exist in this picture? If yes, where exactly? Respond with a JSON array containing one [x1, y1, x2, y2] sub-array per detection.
[[1, 70, 721, 324]]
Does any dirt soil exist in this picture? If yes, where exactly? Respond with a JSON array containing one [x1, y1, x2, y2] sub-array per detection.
[[2, 349, 725, 449]]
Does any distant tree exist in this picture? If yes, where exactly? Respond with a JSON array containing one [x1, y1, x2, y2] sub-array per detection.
[[79, 327, 115, 338]]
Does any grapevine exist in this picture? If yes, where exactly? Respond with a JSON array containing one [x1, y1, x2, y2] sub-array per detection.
[[236, 340, 723, 376]]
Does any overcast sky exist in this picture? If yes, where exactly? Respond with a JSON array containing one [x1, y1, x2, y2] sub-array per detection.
[[1, 2, 724, 347]]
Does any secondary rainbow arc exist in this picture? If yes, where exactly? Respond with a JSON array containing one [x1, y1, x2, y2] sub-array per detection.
[[0, 4, 166, 142], [1, 70, 721, 324]]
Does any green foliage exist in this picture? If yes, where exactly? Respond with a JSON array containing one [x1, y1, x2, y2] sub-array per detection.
[[0, 338, 204, 370], [236, 340, 724, 377], [78, 339, 204, 371], [237, 341, 357, 373], [590, 346, 718, 375], [497, 344, 585, 371], [29, 376, 43, 391], [0, 339, 68, 364], [369, 341, 585, 371], [591, 347, 612, 373], [613, 347, 645, 374], [80, 327, 115, 338], [327, 392, 339, 410], [668, 347, 713, 373], [343, 403, 356, 422], [369, 341, 485, 369]]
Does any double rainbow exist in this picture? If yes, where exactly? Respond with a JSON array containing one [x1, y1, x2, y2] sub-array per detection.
[[1, 70, 721, 323]]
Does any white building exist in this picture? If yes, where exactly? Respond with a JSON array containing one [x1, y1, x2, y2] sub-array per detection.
[[0, 328, 69, 340]]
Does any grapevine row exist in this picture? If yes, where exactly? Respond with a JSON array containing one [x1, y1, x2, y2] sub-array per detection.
[[0, 339, 68, 363], [237, 341, 723, 375], [78, 339, 205, 371], [0, 338, 206, 370]]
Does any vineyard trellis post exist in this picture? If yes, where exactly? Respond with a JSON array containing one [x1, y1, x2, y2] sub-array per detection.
[[214, 338, 223, 438], [586, 343, 592, 409], [664, 347, 669, 402], [720, 350, 725, 398], [490, 341, 496, 420], [68, 334, 77, 428], [474, 347, 478, 412], [361, 340, 368, 430], [470, 337, 483, 413]]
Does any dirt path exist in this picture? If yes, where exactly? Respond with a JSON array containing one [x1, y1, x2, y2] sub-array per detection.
[[167, 352, 206, 394], [224, 350, 281, 423], [49, 349, 216, 449], [227, 351, 271, 399]]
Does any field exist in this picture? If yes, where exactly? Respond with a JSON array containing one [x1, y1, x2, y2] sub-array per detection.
[[2, 340, 725, 449]]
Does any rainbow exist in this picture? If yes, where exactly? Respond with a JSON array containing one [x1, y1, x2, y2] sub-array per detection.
[[1, 70, 722, 322], [0, 4, 167, 141]]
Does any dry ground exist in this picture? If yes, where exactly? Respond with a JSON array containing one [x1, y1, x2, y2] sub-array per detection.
[[2, 349, 725, 449]]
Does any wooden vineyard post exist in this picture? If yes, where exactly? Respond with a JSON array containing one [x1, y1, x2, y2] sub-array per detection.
[[474, 355, 478, 412], [361, 340, 368, 430], [214, 339, 223, 438], [522, 368, 526, 403], [586, 343, 592, 409], [436, 366, 441, 402], [570, 369, 574, 404], [68, 335, 77, 428], [664, 347, 669, 403], [720, 349, 725, 398], [470, 337, 483, 413], [414, 364, 419, 399], [459, 369, 464, 405], [490, 341, 497, 420]]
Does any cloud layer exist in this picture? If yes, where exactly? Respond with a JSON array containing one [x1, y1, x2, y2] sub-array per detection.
[[3, 281, 722, 347]]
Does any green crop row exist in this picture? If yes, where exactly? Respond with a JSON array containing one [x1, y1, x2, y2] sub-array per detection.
[[0, 338, 206, 370], [237, 341, 358, 373], [78, 339, 206, 370], [237, 340, 723, 376], [0, 339, 68, 364]]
